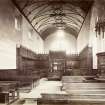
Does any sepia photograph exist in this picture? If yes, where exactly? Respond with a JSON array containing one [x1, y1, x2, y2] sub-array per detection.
[[0, 0, 105, 105]]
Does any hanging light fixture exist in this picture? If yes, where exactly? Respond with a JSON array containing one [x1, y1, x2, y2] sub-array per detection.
[[95, 17, 105, 38], [50, 1, 66, 29]]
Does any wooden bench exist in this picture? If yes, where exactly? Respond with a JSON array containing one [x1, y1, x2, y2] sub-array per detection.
[[61, 76, 105, 101], [38, 93, 105, 105], [0, 75, 39, 89], [41, 93, 105, 100], [0, 82, 19, 105], [62, 82, 105, 91], [62, 76, 96, 83]]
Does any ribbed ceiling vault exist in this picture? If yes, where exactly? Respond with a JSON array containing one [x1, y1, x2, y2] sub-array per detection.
[[12, 0, 94, 40]]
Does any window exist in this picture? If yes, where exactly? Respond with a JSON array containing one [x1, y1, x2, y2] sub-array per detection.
[[15, 15, 22, 31]]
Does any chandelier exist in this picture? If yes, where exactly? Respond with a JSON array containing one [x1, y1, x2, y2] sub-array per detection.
[[50, 1, 66, 29], [95, 18, 105, 38]]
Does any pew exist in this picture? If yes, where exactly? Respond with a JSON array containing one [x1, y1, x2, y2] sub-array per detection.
[[62, 76, 96, 83], [61, 76, 105, 101], [0, 70, 39, 93], [0, 82, 19, 105], [0, 74, 39, 90], [62, 76, 85, 83], [38, 93, 105, 105], [41, 93, 105, 101]]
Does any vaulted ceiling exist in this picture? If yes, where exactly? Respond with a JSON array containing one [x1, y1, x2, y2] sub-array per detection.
[[12, 0, 93, 40]]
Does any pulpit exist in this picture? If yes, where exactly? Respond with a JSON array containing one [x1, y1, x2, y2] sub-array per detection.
[[96, 52, 105, 81], [97, 52, 105, 76]]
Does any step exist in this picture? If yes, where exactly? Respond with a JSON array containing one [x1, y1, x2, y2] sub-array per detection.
[[62, 83, 105, 88], [65, 90, 105, 94], [62, 76, 85, 82], [70, 94, 105, 100], [41, 93, 105, 101]]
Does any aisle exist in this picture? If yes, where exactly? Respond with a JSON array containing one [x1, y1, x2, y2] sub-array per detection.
[[20, 78, 66, 99]]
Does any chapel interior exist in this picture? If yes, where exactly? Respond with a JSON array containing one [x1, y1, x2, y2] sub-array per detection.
[[1, 0, 105, 105]]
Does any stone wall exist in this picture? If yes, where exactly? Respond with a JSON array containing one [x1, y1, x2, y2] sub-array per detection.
[[0, 0, 44, 69]]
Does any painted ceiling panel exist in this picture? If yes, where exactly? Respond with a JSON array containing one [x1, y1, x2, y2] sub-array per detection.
[[12, 0, 93, 40]]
